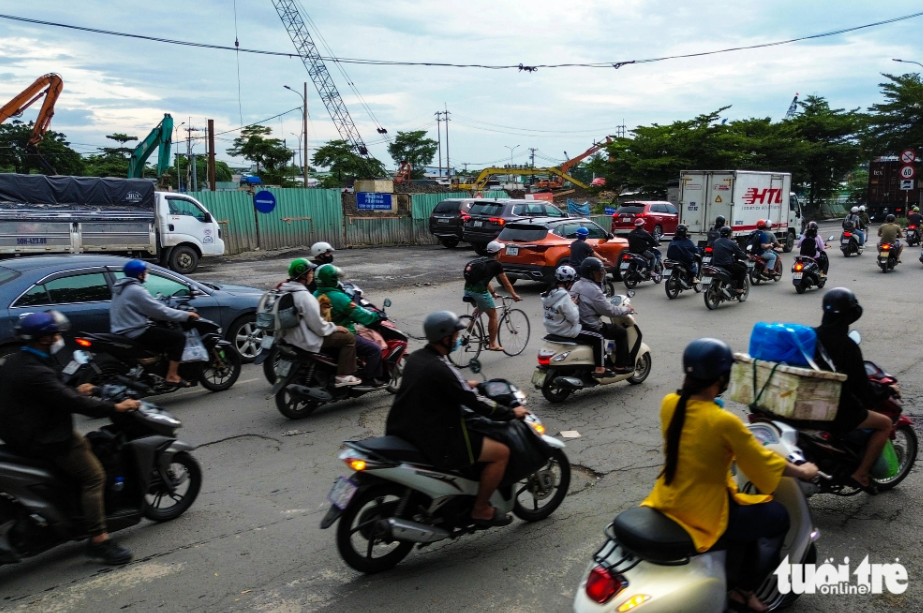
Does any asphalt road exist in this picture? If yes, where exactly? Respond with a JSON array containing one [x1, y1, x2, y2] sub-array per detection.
[[3, 221, 921, 612]]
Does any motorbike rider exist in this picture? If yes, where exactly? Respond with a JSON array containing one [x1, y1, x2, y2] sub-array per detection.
[[666, 224, 700, 283], [0, 312, 140, 565], [571, 258, 634, 374], [313, 264, 384, 385], [278, 259, 362, 387], [627, 218, 661, 277], [907, 207, 922, 239], [815, 288, 896, 490], [569, 226, 610, 270], [706, 215, 727, 247], [877, 214, 904, 262], [307, 242, 336, 293], [712, 226, 749, 293], [541, 265, 608, 377], [642, 338, 819, 613], [110, 260, 200, 387], [843, 206, 866, 246], [750, 220, 781, 277], [385, 311, 529, 527], [462, 240, 522, 352], [858, 205, 871, 228], [796, 221, 829, 277]]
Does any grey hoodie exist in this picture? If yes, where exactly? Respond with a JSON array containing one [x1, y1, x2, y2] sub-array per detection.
[[110, 277, 191, 338], [571, 278, 632, 330], [541, 287, 581, 337]]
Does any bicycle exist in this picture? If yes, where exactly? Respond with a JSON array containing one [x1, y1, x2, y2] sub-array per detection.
[[449, 295, 531, 367]]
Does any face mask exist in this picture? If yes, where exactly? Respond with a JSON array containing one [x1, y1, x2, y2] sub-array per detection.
[[51, 338, 65, 354], [713, 397, 725, 408], [450, 337, 462, 353], [321, 253, 334, 264]]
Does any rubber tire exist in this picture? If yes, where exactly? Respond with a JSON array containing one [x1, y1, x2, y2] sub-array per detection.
[[664, 276, 680, 299], [737, 277, 751, 302], [623, 271, 638, 289], [872, 425, 918, 491], [499, 309, 530, 357], [228, 315, 264, 363], [750, 268, 762, 285], [627, 352, 652, 385], [335, 485, 415, 573], [795, 281, 807, 294], [652, 225, 663, 241], [603, 278, 615, 297], [169, 245, 199, 275], [472, 243, 488, 256], [541, 374, 572, 403], [198, 345, 242, 392], [512, 448, 571, 522], [782, 231, 794, 253], [262, 345, 281, 384], [385, 355, 404, 394], [275, 384, 320, 419], [142, 451, 202, 522], [507, 277, 518, 285], [651, 261, 664, 284], [448, 315, 483, 368], [441, 238, 459, 248], [818, 277, 827, 288], [704, 284, 721, 310]]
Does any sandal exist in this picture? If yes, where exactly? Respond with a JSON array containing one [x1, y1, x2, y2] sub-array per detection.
[[470, 507, 513, 528], [164, 378, 192, 390], [845, 476, 878, 495]]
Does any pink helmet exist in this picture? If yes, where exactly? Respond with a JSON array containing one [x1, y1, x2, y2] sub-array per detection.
[[634, 218, 645, 227]]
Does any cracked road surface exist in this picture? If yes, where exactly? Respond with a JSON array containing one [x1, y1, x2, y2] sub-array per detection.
[[2, 224, 921, 612]]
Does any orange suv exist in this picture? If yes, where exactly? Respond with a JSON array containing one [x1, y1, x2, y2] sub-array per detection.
[[497, 218, 628, 285]]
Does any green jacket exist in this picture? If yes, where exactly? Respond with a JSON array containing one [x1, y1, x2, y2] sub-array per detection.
[[314, 285, 380, 333]]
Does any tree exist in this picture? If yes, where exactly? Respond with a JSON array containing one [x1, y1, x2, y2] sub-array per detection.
[[83, 133, 139, 177], [0, 120, 84, 175], [864, 72, 923, 156], [312, 139, 386, 186], [386, 130, 438, 178], [226, 125, 292, 185], [157, 156, 233, 191]]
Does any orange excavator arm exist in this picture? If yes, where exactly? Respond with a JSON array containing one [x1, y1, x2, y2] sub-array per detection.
[[0, 73, 64, 147], [559, 136, 612, 176]]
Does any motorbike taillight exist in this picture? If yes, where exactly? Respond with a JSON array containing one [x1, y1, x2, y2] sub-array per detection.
[[585, 566, 626, 604], [843, 232, 852, 237]]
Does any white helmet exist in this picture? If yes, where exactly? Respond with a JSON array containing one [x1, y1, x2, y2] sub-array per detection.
[[555, 265, 577, 282], [859, 205, 866, 212], [851, 206, 859, 214], [486, 240, 505, 254], [310, 241, 335, 258], [765, 220, 773, 229]]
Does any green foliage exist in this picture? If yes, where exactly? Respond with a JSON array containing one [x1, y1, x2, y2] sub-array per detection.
[[845, 169, 869, 203], [226, 125, 292, 185], [386, 130, 438, 178], [312, 139, 386, 184], [864, 73, 923, 156], [156, 156, 233, 190], [0, 120, 84, 175]]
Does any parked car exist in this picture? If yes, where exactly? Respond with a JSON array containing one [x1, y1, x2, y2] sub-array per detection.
[[0, 255, 266, 363], [497, 218, 627, 285], [428, 198, 476, 248], [610, 201, 678, 240], [463, 199, 566, 255]]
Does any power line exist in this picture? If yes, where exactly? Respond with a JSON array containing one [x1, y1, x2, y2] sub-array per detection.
[[2, 11, 921, 70]]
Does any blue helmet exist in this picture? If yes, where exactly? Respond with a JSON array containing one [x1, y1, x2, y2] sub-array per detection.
[[17, 310, 70, 340], [124, 259, 148, 279], [682, 338, 734, 380], [576, 227, 589, 238]]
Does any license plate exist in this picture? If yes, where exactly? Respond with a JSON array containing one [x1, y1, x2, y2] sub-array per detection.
[[531, 368, 546, 388], [260, 335, 275, 349], [747, 261, 755, 268], [63, 360, 81, 376], [473, 221, 483, 227], [437, 218, 450, 224], [879, 252, 889, 258], [277, 359, 292, 377], [328, 476, 358, 510], [793, 272, 803, 279], [703, 257, 711, 264], [841, 239, 849, 244], [506, 246, 519, 256], [701, 277, 712, 285], [620, 262, 630, 270]]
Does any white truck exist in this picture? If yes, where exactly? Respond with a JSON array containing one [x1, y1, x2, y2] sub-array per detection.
[[0, 174, 224, 273], [678, 170, 802, 251]]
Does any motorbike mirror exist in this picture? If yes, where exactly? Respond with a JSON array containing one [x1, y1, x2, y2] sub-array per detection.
[[627, 290, 636, 298], [848, 330, 861, 345], [829, 235, 835, 241], [72, 349, 90, 364], [383, 298, 392, 308]]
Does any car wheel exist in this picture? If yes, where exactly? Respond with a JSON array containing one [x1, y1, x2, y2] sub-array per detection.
[[653, 225, 663, 241], [472, 243, 488, 256], [228, 315, 265, 363], [441, 238, 459, 248], [169, 246, 199, 274], [782, 231, 795, 253]]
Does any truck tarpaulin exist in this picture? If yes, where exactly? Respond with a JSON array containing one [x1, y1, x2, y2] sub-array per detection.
[[0, 174, 155, 212]]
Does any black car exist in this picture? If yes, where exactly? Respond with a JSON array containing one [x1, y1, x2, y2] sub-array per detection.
[[462, 199, 566, 255], [0, 255, 266, 362], [428, 198, 476, 248]]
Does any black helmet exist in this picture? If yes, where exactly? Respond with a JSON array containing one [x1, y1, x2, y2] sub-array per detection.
[[807, 221, 818, 230], [886, 214, 896, 223], [822, 287, 863, 325], [423, 310, 465, 342], [579, 257, 604, 278], [718, 226, 732, 237], [715, 215, 726, 227], [675, 224, 688, 239], [682, 338, 734, 380]]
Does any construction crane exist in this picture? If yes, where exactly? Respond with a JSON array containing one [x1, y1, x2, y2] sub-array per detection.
[[0, 73, 64, 174], [785, 93, 800, 120], [535, 137, 612, 190], [128, 113, 173, 183], [271, 0, 379, 176], [452, 166, 587, 191]]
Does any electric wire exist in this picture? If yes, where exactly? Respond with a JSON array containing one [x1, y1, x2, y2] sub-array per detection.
[[232, 0, 243, 125]]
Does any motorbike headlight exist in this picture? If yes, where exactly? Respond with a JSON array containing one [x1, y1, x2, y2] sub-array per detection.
[[749, 424, 779, 446]]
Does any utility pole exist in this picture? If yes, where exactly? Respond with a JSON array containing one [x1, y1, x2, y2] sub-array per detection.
[[304, 81, 309, 188], [444, 104, 451, 178], [435, 111, 443, 178], [529, 147, 537, 186], [207, 119, 216, 191]]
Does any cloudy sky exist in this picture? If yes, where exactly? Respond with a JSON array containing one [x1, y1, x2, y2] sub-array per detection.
[[1, 2, 921, 171]]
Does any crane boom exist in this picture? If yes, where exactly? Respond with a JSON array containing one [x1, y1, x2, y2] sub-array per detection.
[[271, 0, 370, 160], [128, 113, 173, 179], [560, 137, 612, 175], [0, 73, 64, 174]]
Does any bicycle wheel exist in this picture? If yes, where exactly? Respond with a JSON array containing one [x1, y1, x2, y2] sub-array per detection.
[[499, 309, 530, 356], [448, 315, 484, 367]]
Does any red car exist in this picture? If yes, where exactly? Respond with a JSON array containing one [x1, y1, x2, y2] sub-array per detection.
[[610, 201, 678, 241]]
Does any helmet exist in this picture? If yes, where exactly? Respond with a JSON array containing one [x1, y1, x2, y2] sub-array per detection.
[[851, 206, 859, 214], [913, 206, 920, 212], [423, 310, 465, 342], [682, 338, 734, 380], [807, 221, 818, 230], [576, 227, 589, 238], [675, 224, 688, 239], [714, 215, 726, 227], [123, 259, 148, 279], [486, 240, 505, 254], [886, 214, 896, 223], [315, 264, 342, 287], [859, 205, 867, 212], [17, 310, 70, 340], [310, 242, 335, 258], [765, 220, 773, 229], [756, 219, 767, 229], [555, 265, 577, 283], [579, 256, 604, 278], [822, 287, 863, 325], [634, 218, 646, 227], [288, 258, 316, 279], [719, 226, 732, 237]]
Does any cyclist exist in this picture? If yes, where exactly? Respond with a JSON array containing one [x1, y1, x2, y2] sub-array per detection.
[[462, 240, 521, 352]]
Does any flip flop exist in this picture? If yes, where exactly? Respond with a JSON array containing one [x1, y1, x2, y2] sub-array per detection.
[[845, 476, 878, 495], [486, 347, 505, 352], [164, 378, 192, 390], [471, 507, 513, 528]]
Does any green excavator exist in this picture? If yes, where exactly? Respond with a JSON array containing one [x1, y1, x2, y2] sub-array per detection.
[[128, 113, 173, 183]]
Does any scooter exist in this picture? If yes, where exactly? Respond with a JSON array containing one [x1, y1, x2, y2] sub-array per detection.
[[663, 253, 703, 299], [746, 245, 782, 284], [839, 230, 863, 256], [321, 375, 570, 573], [573, 418, 824, 613], [533, 294, 652, 403], [791, 256, 825, 294], [701, 263, 750, 310], [905, 224, 921, 247], [877, 242, 899, 273], [619, 249, 663, 289], [0, 364, 201, 565]]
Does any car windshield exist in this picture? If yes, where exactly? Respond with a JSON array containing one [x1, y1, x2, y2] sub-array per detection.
[[433, 201, 460, 214], [498, 226, 548, 242], [0, 266, 20, 287], [470, 203, 505, 216], [616, 205, 644, 215]]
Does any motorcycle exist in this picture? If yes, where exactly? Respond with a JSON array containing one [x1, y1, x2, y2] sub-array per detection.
[[0, 363, 201, 565], [75, 296, 241, 396], [701, 263, 750, 310], [839, 230, 863, 257], [619, 249, 663, 289], [320, 374, 570, 573], [746, 245, 782, 284], [573, 418, 824, 613], [663, 254, 703, 299], [877, 242, 899, 273], [791, 255, 826, 294], [533, 294, 652, 403], [905, 224, 921, 247]]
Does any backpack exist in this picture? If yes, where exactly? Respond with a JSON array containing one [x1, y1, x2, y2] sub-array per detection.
[[748, 230, 763, 251], [463, 258, 489, 284], [255, 289, 299, 333]]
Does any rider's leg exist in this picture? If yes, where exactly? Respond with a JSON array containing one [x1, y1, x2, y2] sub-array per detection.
[[575, 329, 606, 374], [321, 330, 359, 377], [763, 250, 778, 275], [472, 437, 510, 521], [601, 322, 630, 370], [852, 410, 892, 487], [486, 307, 501, 350], [137, 327, 186, 384]]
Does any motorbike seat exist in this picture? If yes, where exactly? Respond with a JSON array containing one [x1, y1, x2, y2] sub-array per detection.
[[278, 343, 339, 363], [543, 334, 579, 345], [612, 506, 698, 563], [81, 332, 159, 357], [352, 436, 433, 466], [0, 444, 58, 471]]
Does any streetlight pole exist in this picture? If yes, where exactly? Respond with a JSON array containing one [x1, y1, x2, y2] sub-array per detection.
[[504, 145, 520, 185], [893, 58, 923, 69], [284, 84, 309, 188]]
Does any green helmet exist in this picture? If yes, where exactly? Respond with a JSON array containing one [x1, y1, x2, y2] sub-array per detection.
[[315, 264, 343, 287], [288, 258, 316, 279]]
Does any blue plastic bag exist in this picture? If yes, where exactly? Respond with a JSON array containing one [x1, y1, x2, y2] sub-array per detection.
[[567, 199, 591, 216], [748, 322, 817, 368]]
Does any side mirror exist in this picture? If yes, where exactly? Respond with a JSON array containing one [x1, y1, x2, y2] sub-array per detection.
[[607, 232, 615, 239], [203, 212, 212, 223], [383, 298, 392, 308], [828, 235, 835, 241], [848, 330, 861, 345], [627, 290, 636, 298], [191, 287, 207, 297]]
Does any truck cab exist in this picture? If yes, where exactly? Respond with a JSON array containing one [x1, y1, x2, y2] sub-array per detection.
[[156, 193, 224, 274]]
